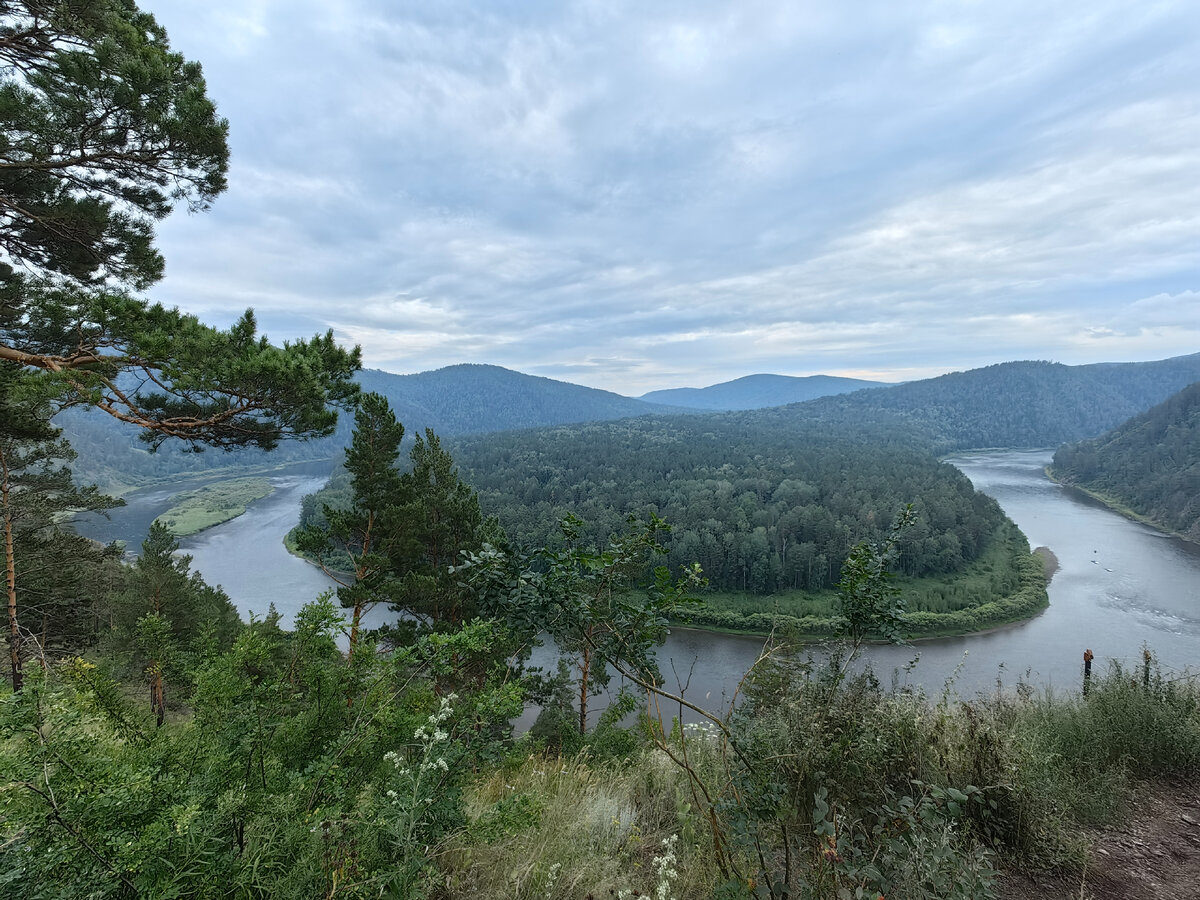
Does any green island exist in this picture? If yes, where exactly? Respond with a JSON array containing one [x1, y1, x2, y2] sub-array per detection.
[[152, 477, 275, 537]]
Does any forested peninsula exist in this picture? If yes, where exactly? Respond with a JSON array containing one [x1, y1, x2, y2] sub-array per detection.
[[294, 415, 1049, 639], [1051, 381, 1200, 542]]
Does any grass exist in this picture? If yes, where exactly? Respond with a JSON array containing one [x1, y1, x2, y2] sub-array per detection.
[[438, 649, 1200, 899], [153, 477, 274, 536], [446, 749, 720, 899]]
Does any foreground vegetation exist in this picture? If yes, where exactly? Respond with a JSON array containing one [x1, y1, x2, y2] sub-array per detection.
[[5, 616, 1198, 899], [153, 477, 274, 536]]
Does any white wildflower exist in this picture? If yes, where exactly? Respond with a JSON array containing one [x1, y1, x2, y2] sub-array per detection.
[[543, 862, 562, 899], [652, 834, 679, 900]]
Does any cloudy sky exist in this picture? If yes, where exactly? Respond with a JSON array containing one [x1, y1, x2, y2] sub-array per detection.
[[145, 0, 1200, 395]]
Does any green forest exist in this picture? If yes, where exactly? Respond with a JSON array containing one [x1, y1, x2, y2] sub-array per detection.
[[1051, 381, 1200, 541], [3, 3, 1199, 899], [295, 415, 1048, 637]]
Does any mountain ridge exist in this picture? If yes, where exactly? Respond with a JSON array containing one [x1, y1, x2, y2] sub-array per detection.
[[639, 373, 888, 410], [57, 353, 1200, 491], [751, 354, 1200, 450]]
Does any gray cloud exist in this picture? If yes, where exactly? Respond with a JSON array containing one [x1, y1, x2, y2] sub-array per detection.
[[144, 0, 1200, 393]]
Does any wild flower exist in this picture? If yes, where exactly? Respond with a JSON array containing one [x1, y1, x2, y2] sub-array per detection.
[[651, 834, 679, 900], [542, 861, 561, 898]]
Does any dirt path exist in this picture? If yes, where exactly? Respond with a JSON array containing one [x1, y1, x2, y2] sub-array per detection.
[[997, 779, 1200, 900]]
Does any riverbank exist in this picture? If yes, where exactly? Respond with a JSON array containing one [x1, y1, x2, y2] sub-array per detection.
[[1044, 467, 1199, 546], [89, 456, 339, 500], [280, 516, 1051, 643]]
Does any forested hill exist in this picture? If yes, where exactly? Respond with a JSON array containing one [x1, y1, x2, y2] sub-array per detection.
[[58, 364, 683, 490], [1051, 381, 1200, 541], [639, 373, 887, 410], [755, 353, 1200, 450], [356, 364, 682, 433]]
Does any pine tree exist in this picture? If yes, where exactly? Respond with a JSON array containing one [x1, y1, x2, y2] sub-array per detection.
[[0, 0, 360, 448], [2, 362, 120, 689]]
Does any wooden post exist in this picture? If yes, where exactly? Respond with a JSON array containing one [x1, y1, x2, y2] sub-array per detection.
[[1083, 648, 1094, 696]]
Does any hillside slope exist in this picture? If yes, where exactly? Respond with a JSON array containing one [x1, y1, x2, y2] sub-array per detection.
[[358, 364, 681, 434], [756, 354, 1200, 450], [1051, 381, 1200, 541], [639, 373, 885, 410]]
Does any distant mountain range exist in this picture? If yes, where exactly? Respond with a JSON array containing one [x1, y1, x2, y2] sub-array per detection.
[[752, 354, 1200, 451], [640, 373, 887, 410], [58, 352, 1200, 490], [57, 364, 687, 490], [356, 364, 681, 434], [1051, 380, 1200, 541]]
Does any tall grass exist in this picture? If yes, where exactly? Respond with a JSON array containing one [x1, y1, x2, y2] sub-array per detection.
[[445, 749, 720, 899], [450, 650, 1200, 899]]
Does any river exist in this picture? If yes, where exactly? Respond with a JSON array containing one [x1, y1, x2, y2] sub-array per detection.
[[78, 450, 1200, 711]]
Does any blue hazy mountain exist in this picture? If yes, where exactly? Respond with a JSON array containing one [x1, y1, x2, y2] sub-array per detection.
[[640, 373, 887, 410]]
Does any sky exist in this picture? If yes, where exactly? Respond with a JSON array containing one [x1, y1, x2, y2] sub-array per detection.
[[144, 0, 1200, 396]]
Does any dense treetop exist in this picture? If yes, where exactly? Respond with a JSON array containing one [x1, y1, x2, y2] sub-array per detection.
[[450, 418, 1005, 595]]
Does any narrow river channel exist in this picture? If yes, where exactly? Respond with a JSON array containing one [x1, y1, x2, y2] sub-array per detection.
[[78, 450, 1200, 710]]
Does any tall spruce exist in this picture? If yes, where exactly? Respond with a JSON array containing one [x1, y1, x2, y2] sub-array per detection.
[[294, 392, 409, 657], [395, 429, 487, 629]]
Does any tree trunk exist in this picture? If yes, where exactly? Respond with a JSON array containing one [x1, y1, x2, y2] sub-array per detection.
[[149, 661, 165, 727], [2, 452, 20, 692], [578, 643, 591, 736], [348, 600, 362, 659]]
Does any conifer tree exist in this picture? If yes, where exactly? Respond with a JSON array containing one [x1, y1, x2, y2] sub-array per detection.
[[294, 392, 409, 657], [2, 362, 119, 689], [0, 0, 360, 449], [112, 521, 240, 721], [395, 429, 487, 629]]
